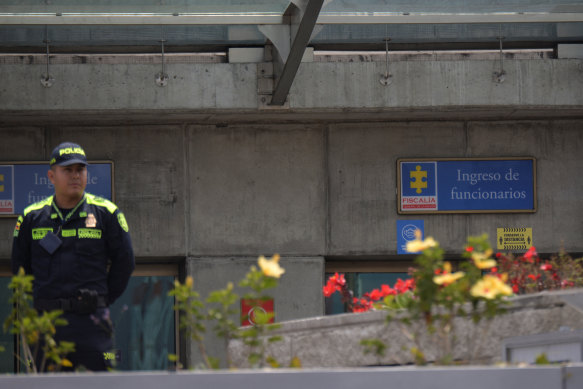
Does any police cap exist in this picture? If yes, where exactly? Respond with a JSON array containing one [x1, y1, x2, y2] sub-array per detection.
[[50, 142, 89, 167]]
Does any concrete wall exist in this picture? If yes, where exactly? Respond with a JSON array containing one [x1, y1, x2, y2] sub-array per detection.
[[329, 120, 583, 254], [188, 125, 326, 256], [187, 257, 324, 366], [1, 56, 582, 367], [1, 120, 583, 366], [2, 120, 582, 260]]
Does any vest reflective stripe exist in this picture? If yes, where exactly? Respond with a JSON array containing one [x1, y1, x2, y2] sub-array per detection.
[[23, 196, 53, 216], [86, 193, 117, 214], [61, 229, 77, 237], [32, 228, 53, 240], [78, 228, 102, 239]]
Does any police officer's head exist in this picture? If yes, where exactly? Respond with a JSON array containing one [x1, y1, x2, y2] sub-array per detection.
[[48, 142, 88, 206]]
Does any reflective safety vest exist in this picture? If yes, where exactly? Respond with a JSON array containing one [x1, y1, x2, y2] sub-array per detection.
[[11, 193, 135, 305]]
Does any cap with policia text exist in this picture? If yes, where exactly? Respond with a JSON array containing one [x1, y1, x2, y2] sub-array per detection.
[[49, 142, 89, 167]]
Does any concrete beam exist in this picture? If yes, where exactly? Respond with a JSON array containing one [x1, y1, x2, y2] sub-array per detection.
[[2, 59, 581, 112]]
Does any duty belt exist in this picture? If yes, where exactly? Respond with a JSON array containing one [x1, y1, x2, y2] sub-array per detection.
[[34, 296, 107, 313]]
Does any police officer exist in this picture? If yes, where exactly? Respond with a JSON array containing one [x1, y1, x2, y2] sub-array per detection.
[[11, 142, 135, 371]]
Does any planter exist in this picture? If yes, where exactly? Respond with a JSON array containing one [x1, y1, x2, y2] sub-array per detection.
[[229, 288, 583, 367]]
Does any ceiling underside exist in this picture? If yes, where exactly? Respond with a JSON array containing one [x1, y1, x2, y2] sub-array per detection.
[[1, 1, 582, 52]]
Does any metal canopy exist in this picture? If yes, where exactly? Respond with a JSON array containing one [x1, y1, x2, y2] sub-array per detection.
[[2, 0, 583, 24], [270, 0, 325, 105], [1, 0, 583, 105]]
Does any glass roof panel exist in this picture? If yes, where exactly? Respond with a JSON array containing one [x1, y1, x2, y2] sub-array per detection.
[[0, 1, 291, 14], [0, 1, 582, 51], [2, 22, 581, 51], [312, 22, 583, 45], [321, 0, 583, 14], [0, 25, 268, 49]]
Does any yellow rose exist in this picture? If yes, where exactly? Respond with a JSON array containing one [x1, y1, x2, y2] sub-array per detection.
[[433, 272, 465, 286], [406, 236, 437, 253], [433, 262, 465, 285], [470, 275, 513, 299], [471, 249, 497, 269], [258, 254, 285, 278]]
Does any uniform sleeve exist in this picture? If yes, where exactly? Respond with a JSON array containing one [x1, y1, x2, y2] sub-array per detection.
[[105, 209, 135, 305], [11, 215, 32, 275]]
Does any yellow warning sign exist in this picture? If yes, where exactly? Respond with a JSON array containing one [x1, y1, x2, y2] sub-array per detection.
[[496, 228, 533, 250]]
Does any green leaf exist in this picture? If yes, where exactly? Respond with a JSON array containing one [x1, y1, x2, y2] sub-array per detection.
[[208, 357, 221, 369], [289, 356, 302, 368], [266, 356, 280, 368], [360, 339, 386, 357], [535, 353, 550, 365]]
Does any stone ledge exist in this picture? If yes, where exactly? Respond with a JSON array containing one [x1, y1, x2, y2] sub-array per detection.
[[1, 365, 582, 389], [229, 288, 583, 368]]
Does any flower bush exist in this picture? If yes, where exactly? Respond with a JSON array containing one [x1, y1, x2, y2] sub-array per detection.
[[495, 246, 583, 294], [324, 233, 583, 365], [324, 233, 512, 365], [169, 254, 295, 369], [3, 267, 75, 373]]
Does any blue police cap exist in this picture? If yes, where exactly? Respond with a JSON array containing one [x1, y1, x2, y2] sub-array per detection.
[[49, 142, 89, 167]]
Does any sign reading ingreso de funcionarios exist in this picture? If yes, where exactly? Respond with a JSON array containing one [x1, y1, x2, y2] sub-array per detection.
[[398, 158, 536, 214]]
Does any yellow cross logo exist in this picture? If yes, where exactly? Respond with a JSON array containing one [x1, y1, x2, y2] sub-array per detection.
[[409, 166, 427, 194]]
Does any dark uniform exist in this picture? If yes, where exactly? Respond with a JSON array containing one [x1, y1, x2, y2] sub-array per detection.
[[11, 192, 135, 371]]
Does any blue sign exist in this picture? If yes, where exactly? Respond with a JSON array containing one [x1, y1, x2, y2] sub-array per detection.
[[0, 165, 15, 214], [399, 158, 535, 213], [0, 162, 113, 216], [397, 220, 425, 255]]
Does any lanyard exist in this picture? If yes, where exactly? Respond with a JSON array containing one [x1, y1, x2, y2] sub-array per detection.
[[51, 193, 86, 225]]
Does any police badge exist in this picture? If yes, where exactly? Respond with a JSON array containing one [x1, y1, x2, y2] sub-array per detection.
[[86, 213, 97, 228]]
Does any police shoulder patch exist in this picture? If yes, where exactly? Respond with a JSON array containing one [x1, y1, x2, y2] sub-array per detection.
[[13, 215, 23, 237], [117, 212, 129, 232]]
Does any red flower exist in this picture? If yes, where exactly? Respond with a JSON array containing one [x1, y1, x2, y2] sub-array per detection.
[[381, 284, 396, 296], [368, 289, 383, 301], [490, 267, 498, 273], [329, 272, 346, 286], [527, 274, 541, 281], [540, 263, 553, 272], [512, 284, 519, 293], [465, 246, 474, 253], [561, 280, 575, 288], [495, 252, 501, 258], [352, 297, 373, 313], [394, 278, 415, 294], [323, 284, 336, 297], [524, 246, 538, 263], [323, 273, 348, 297]]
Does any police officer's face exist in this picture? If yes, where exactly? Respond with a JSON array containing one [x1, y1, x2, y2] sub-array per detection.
[[48, 164, 87, 202]]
